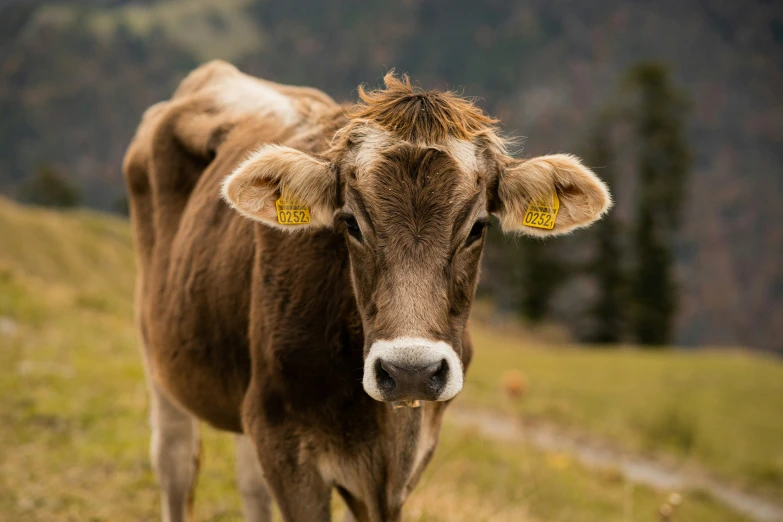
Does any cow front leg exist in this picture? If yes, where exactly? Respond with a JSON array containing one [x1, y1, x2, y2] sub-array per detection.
[[235, 434, 273, 522], [258, 454, 332, 522], [336, 488, 367, 522], [245, 427, 331, 521]]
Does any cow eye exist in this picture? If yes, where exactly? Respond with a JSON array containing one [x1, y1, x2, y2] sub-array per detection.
[[343, 215, 363, 242], [465, 219, 489, 246]]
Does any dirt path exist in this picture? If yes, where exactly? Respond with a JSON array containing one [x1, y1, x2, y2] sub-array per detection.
[[449, 407, 783, 522]]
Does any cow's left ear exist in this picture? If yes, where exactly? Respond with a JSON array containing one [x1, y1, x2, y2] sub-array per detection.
[[222, 145, 336, 231], [493, 154, 612, 237]]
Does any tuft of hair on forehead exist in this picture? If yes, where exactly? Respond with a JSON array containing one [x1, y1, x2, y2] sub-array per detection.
[[348, 70, 504, 148]]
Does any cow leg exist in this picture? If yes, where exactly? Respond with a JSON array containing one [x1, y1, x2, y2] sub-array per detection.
[[148, 381, 202, 522], [336, 487, 367, 522], [247, 435, 331, 522], [235, 434, 273, 522], [261, 463, 331, 521]]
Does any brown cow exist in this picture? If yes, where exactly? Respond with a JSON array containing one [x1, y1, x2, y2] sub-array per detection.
[[123, 61, 611, 522]]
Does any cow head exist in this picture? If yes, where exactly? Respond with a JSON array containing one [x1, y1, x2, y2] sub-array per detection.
[[223, 73, 611, 403]]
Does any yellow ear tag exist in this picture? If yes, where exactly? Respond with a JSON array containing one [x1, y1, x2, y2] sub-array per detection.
[[275, 192, 311, 225], [523, 192, 560, 230]]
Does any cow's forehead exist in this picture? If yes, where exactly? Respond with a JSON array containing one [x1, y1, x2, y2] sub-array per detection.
[[345, 139, 485, 253], [348, 126, 482, 208], [350, 142, 481, 216], [349, 125, 481, 180]]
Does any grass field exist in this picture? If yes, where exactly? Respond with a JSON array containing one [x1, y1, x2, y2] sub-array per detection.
[[0, 197, 779, 521], [463, 326, 783, 499]]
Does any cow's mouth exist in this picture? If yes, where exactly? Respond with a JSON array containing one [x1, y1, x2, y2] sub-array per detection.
[[392, 400, 421, 409]]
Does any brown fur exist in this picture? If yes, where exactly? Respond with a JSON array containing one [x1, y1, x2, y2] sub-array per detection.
[[341, 143, 485, 346], [125, 61, 611, 522], [350, 71, 502, 146]]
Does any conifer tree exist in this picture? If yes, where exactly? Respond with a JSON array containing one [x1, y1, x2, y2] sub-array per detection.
[[625, 62, 690, 346], [18, 164, 81, 209]]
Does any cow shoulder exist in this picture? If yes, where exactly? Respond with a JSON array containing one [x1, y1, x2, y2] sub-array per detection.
[[123, 62, 336, 266]]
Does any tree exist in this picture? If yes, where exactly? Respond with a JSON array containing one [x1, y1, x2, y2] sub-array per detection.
[[624, 62, 690, 346], [517, 240, 568, 323], [18, 164, 81, 209], [584, 114, 624, 343], [481, 225, 567, 325]]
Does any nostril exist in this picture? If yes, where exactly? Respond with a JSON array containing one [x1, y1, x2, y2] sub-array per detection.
[[376, 359, 396, 392], [428, 359, 449, 391]]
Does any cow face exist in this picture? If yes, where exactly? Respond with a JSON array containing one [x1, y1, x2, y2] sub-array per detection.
[[337, 134, 487, 403], [222, 75, 612, 403]]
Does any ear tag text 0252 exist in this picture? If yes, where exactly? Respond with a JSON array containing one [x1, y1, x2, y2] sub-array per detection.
[[275, 192, 311, 225], [523, 191, 560, 230]]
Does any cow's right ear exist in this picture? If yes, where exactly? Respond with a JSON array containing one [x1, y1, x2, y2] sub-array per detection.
[[221, 145, 336, 230]]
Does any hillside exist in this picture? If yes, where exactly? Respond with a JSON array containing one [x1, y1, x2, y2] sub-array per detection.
[[1, 197, 782, 520], [1, 0, 781, 353]]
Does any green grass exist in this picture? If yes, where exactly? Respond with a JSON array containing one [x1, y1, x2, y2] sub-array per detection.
[[0, 197, 771, 520], [462, 327, 783, 499]]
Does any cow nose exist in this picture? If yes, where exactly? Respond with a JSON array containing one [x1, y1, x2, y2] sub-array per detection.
[[362, 338, 464, 402], [375, 359, 448, 402]]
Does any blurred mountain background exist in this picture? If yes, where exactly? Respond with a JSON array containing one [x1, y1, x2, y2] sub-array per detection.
[[1, 0, 781, 352]]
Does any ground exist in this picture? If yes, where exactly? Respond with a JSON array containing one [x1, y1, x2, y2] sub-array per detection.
[[1, 197, 780, 521]]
